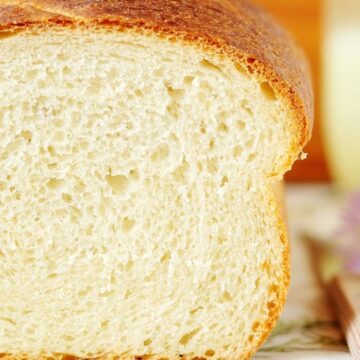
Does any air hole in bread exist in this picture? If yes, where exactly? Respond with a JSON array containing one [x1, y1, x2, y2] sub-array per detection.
[[135, 89, 143, 97], [86, 79, 102, 96], [184, 76, 194, 85], [245, 138, 254, 149], [151, 144, 170, 162], [160, 252, 171, 263], [209, 137, 215, 150], [217, 235, 226, 245], [205, 349, 215, 357], [63, 335, 75, 342], [233, 145, 243, 158], [27, 69, 39, 80], [221, 291, 232, 302], [166, 103, 179, 120], [260, 82, 277, 101], [246, 179, 253, 191], [269, 283, 280, 293], [247, 153, 257, 162], [237, 120, 246, 131], [46, 146, 56, 156], [143, 338, 152, 346], [166, 85, 185, 101], [101, 320, 109, 329], [267, 301, 276, 314], [62, 193, 72, 203], [246, 65, 254, 74], [122, 217, 136, 232], [217, 122, 228, 133], [62, 66, 71, 75], [19, 130, 32, 142], [234, 62, 249, 77], [47, 178, 65, 191], [125, 260, 134, 272], [0, 31, 20, 40], [200, 59, 223, 75], [252, 321, 260, 331], [129, 169, 140, 181], [190, 307, 203, 315], [220, 176, 229, 187], [179, 328, 201, 346], [106, 175, 129, 195], [173, 160, 189, 183]]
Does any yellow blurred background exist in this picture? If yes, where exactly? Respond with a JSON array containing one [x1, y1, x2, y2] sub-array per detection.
[[254, 0, 329, 182]]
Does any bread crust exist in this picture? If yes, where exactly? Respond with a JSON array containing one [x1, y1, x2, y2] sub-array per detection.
[[0, 1, 309, 358]]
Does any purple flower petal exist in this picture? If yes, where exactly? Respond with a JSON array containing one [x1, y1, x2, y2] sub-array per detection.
[[337, 192, 360, 272]]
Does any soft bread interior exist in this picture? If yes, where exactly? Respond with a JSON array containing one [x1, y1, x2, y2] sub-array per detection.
[[0, 29, 292, 359]]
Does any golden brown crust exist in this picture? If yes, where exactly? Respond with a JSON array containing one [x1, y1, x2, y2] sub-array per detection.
[[0, 0, 313, 155], [0, 1, 306, 358]]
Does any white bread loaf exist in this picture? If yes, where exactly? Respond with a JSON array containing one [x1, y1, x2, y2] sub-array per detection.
[[0, 1, 313, 359]]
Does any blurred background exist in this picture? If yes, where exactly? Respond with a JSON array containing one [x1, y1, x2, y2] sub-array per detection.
[[254, 0, 360, 188]]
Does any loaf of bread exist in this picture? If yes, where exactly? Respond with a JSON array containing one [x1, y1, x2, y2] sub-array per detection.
[[0, 1, 313, 359]]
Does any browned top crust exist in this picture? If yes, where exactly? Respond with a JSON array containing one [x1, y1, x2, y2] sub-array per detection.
[[0, 0, 313, 151]]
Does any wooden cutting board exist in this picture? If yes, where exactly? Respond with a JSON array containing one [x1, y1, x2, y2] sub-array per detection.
[[329, 274, 360, 359]]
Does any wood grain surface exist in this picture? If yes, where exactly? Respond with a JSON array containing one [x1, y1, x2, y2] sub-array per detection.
[[329, 274, 360, 359]]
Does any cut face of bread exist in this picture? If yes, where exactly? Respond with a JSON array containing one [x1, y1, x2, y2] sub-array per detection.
[[0, 29, 299, 359]]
